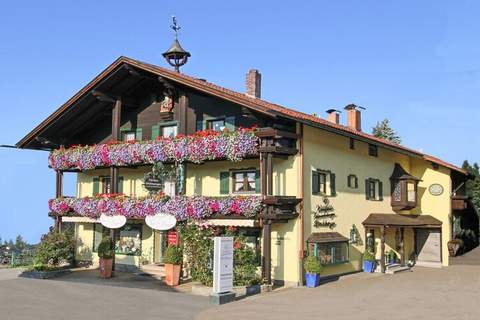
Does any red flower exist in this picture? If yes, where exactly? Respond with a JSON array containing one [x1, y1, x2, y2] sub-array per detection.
[[234, 241, 242, 249]]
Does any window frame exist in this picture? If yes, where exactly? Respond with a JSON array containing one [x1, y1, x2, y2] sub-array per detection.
[[207, 118, 226, 132], [366, 178, 383, 201], [161, 125, 177, 138], [312, 169, 336, 196], [311, 241, 350, 265], [368, 144, 378, 157], [122, 130, 136, 142], [347, 174, 358, 189], [100, 176, 111, 194], [232, 170, 257, 194]]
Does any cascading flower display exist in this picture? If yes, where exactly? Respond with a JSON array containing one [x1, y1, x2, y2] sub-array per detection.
[[48, 128, 259, 171], [48, 194, 263, 221]]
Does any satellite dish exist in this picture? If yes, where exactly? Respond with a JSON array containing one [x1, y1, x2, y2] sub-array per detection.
[[145, 213, 177, 231], [99, 214, 127, 229]]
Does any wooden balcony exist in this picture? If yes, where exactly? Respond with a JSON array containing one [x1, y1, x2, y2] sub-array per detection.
[[452, 195, 468, 210], [261, 196, 302, 221]]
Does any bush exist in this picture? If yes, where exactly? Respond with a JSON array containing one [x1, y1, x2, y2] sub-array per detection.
[[164, 245, 183, 265], [304, 255, 322, 274], [233, 235, 261, 286], [33, 230, 75, 267], [97, 237, 114, 259], [363, 250, 376, 262]]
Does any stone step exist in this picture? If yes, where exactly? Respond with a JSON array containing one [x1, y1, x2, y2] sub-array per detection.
[[139, 264, 165, 279], [386, 265, 411, 274]]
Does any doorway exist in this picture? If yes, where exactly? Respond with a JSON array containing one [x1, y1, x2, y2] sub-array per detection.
[[154, 230, 167, 264], [415, 228, 442, 267]]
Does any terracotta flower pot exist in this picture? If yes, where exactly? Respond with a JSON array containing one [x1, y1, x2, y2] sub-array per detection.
[[99, 258, 113, 279], [165, 263, 181, 286]]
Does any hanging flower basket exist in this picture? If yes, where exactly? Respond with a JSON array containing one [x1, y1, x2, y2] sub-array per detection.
[[48, 128, 259, 171], [48, 194, 263, 221]]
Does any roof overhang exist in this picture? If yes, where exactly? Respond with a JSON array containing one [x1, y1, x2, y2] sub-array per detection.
[[362, 213, 442, 228]]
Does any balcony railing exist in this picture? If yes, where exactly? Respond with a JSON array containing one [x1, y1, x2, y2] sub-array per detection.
[[48, 128, 259, 171]]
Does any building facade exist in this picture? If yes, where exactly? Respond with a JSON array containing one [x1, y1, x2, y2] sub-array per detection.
[[17, 56, 476, 285]]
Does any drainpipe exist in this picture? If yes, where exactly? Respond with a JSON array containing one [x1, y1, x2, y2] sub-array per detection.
[[298, 123, 305, 285]]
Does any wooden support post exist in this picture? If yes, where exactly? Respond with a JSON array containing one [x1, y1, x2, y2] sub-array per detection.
[[380, 226, 386, 273], [400, 227, 405, 267], [55, 170, 63, 232], [263, 218, 272, 285], [266, 152, 273, 196]]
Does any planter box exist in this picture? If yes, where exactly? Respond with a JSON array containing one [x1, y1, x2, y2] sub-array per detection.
[[305, 273, 320, 288], [165, 263, 181, 286], [363, 260, 376, 273], [20, 268, 71, 279]]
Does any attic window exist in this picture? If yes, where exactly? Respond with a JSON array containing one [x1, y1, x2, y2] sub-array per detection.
[[368, 144, 378, 157]]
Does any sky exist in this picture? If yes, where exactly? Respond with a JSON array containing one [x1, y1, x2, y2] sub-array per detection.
[[0, 0, 479, 243]]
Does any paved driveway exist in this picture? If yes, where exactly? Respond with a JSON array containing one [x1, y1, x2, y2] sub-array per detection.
[[0, 270, 208, 320], [197, 264, 480, 320]]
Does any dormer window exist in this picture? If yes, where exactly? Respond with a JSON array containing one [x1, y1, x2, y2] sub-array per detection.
[[390, 163, 421, 211]]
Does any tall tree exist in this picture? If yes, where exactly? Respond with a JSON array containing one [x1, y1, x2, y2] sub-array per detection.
[[372, 119, 401, 144], [462, 160, 480, 211], [15, 235, 27, 251]]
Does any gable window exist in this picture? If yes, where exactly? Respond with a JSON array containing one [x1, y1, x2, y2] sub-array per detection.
[[312, 169, 336, 196], [368, 144, 378, 157], [347, 174, 358, 189], [207, 118, 226, 132], [122, 131, 136, 142], [233, 171, 257, 193], [365, 178, 383, 201], [162, 125, 177, 138]]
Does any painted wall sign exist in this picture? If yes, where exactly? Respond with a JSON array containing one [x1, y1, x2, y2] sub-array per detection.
[[428, 184, 444, 196], [145, 213, 177, 231], [213, 237, 234, 294], [99, 214, 126, 229]]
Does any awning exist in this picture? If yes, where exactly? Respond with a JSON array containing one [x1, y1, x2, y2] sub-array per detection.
[[306, 232, 349, 244], [197, 219, 258, 228], [61, 216, 99, 223], [362, 213, 442, 228]]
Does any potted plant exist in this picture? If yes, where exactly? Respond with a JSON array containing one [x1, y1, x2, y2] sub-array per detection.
[[97, 237, 114, 279], [304, 255, 322, 288], [164, 245, 182, 286], [387, 249, 397, 264], [363, 250, 376, 273]]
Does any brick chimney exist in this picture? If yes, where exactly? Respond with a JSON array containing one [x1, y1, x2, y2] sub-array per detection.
[[246, 69, 261, 99], [344, 104, 363, 131], [326, 109, 340, 124]]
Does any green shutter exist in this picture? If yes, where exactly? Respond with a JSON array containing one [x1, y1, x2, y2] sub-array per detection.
[[118, 176, 124, 194], [255, 170, 261, 193], [225, 116, 235, 131], [151, 124, 160, 140], [312, 171, 319, 194], [378, 181, 383, 201], [135, 128, 143, 141], [220, 171, 230, 195], [93, 177, 100, 196], [365, 179, 370, 200], [330, 173, 336, 196]]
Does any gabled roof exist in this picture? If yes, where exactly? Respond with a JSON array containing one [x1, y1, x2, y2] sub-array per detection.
[[16, 56, 468, 175]]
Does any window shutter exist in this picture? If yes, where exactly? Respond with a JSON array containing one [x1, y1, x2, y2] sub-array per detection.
[[220, 171, 230, 195], [330, 173, 336, 196], [225, 116, 235, 131], [93, 177, 100, 196], [347, 175, 351, 188], [355, 176, 358, 188], [378, 181, 383, 201], [312, 171, 320, 194], [255, 170, 261, 193], [135, 128, 143, 141], [365, 179, 370, 200], [151, 124, 160, 140], [118, 176, 124, 194]]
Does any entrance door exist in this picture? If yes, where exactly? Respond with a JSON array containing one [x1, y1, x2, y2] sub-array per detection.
[[154, 230, 167, 264], [415, 229, 441, 267]]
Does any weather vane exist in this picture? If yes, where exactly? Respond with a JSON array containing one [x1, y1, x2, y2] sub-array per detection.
[[170, 16, 181, 39]]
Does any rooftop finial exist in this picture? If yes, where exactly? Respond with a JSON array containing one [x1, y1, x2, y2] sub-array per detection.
[[163, 16, 191, 72]]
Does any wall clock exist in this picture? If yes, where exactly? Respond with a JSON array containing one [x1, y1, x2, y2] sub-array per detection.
[[428, 184, 444, 196]]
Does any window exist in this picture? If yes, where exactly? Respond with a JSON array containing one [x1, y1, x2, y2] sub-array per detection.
[[349, 138, 355, 150], [316, 242, 349, 265], [347, 174, 358, 189], [101, 177, 111, 194], [390, 164, 419, 210], [207, 118, 226, 132], [115, 224, 142, 256], [312, 170, 336, 196], [162, 125, 177, 138], [233, 171, 257, 193], [122, 131, 136, 142], [368, 144, 378, 157], [365, 178, 383, 201]]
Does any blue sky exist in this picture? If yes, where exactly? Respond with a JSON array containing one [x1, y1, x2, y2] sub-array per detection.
[[0, 1, 479, 243]]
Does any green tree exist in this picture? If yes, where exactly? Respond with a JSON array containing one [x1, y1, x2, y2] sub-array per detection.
[[462, 160, 480, 211], [15, 235, 27, 251], [372, 119, 401, 144]]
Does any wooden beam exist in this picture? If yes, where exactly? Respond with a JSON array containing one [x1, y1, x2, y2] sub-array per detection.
[[380, 226, 386, 273], [266, 152, 273, 196], [400, 227, 405, 267], [111, 99, 122, 141], [55, 170, 63, 232], [263, 218, 272, 285], [123, 64, 142, 77], [92, 90, 138, 108], [92, 90, 116, 103]]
